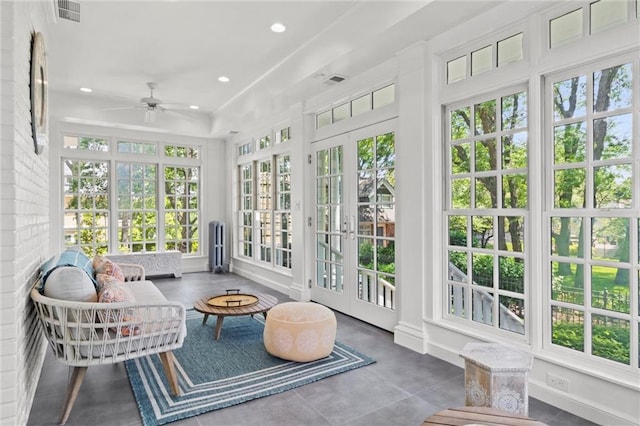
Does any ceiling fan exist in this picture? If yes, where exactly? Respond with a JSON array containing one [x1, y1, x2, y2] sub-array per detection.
[[107, 82, 191, 123]]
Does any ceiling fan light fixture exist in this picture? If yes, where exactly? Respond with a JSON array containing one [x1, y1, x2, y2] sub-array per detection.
[[189, 105, 199, 110], [80, 87, 92, 93], [218, 76, 230, 83], [144, 109, 156, 123]]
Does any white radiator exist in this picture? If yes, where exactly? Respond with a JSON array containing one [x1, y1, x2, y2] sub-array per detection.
[[106, 250, 182, 278]]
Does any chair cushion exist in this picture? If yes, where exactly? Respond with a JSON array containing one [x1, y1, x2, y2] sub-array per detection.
[[43, 266, 98, 302]]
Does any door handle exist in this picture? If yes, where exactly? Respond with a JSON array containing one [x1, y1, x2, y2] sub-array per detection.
[[349, 215, 355, 240]]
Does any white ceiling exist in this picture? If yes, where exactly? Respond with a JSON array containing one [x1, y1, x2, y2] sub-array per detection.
[[45, 0, 505, 138]]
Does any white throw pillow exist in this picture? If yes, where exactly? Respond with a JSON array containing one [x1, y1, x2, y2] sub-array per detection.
[[43, 266, 98, 302]]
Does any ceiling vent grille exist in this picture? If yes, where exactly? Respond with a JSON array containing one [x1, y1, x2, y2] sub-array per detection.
[[57, 0, 80, 22], [324, 74, 347, 85]]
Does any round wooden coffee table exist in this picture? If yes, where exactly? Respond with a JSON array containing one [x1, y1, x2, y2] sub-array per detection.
[[193, 290, 278, 341]]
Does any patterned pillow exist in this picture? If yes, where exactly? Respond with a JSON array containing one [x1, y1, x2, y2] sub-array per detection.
[[93, 255, 125, 282], [95, 273, 121, 293], [98, 281, 140, 336]]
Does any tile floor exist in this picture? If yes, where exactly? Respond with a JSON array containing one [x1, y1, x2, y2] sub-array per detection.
[[28, 272, 596, 426]]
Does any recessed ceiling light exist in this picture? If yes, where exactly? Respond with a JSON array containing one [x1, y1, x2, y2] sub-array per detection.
[[270, 22, 286, 33], [189, 105, 199, 110], [218, 76, 230, 83], [80, 87, 92, 92]]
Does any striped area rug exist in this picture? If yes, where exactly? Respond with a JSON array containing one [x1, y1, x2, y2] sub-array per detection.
[[125, 310, 375, 426]]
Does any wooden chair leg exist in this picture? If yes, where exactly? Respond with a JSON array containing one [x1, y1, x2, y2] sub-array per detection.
[[159, 351, 181, 396], [59, 366, 88, 425]]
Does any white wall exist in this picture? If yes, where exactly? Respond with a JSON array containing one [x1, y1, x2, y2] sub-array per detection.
[[0, 1, 55, 424]]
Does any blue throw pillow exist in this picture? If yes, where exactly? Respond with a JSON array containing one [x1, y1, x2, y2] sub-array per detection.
[[40, 249, 97, 293]]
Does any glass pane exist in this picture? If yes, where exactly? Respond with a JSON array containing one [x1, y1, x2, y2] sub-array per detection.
[[502, 132, 527, 169], [593, 164, 632, 208], [448, 216, 467, 247], [317, 150, 329, 176], [352, 94, 371, 116], [330, 176, 342, 203], [594, 114, 632, 160], [592, 217, 629, 262], [376, 170, 395, 203], [447, 56, 466, 84], [358, 205, 374, 236], [499, 295, 524, 334], [591, 0, 628, 34], [551, 262, 584, 304], [497, 33, 523, 67], [553, 76, 587, 121], [316, 110, 332, 129], [475, 139, 496, 172], [475, 177, 497, 208], [499, 216, 524, 252], [550, 9, 583, 48], [472, 253, 493, 287], [448, 251, 468, 281], [551, 217, 583, 258], [358, 137, 374, 170], [472, 216, 493, 248], [499, 256, 524, 294], [316, 206, 328, 231], [451, 107, 471, 140], [554, 122, 586, 164], [330, 146, 342, 174], [592, 315, 629, 364], [554, 168, 586, 208], [451, 178, 471, 209], [503, 174, 527, 208], [372, 84, 395, 109], [594, 64, 632, 112], [591, 266, 630, 313], [474, 100, 496, 135], [552, 306, 584, 351], [471, 45, 492, 76], [376, 241, 395, 274], [451, 143, 470, 174], [358, 171, 374, 202], [472, 289, 493, 325], [333, 102, 350, 122], [316, 177, 329, 203], [330, 206, 342, 233], [376, 133, 395, 168], [449, 284, 466, 317], [502, 91, 527, 130], [359, 238, 374, 269]]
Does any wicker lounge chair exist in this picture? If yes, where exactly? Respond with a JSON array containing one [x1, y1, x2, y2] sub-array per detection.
[[31, 263, 186, 424]]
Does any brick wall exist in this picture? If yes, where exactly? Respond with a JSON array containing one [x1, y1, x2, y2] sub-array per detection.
[[0, 1, 53, 424]]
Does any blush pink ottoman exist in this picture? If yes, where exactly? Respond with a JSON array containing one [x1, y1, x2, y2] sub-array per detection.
[[263, 302, 337, 362]]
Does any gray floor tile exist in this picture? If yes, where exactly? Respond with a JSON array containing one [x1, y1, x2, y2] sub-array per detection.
[[28, 271, 594, 426]]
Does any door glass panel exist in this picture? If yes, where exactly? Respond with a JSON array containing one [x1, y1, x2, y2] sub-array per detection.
[[356, 132, 396, 310], [315, 147, 344, 295]]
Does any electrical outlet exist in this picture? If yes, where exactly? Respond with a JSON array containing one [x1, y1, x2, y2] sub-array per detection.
[[547, 373, 570, 392]]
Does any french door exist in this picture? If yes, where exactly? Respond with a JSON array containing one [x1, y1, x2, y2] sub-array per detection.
[[311, 121, 397, 331]]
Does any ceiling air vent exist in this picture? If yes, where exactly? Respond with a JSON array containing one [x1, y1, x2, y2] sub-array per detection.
[[324, 74, 347, 85], [57, 0, 80, 22]]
